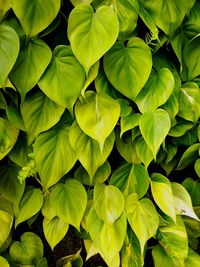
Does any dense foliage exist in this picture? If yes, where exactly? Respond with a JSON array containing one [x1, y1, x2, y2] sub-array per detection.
[[0, 0, 200, 266]]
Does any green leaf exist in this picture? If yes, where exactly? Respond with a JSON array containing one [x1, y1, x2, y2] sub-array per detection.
[[157, 216, 188, 263], [6, 101, 25, 130], [94, 183, 124, 224], [139, 109, 171, 158], [38, 46, 85, 114], [110, 163, 150, 199], [41, 192, 57, 221], [195, 158, 200, 177], [135, 68, 174, 113], [185, 248, 200, 267], [117, 98, 132, 118], [43, 217, 69, 250], [95, 66, 122, 99], [0, 0, 11, 21], [56, 249, 83, 267], [8, 133, 31, 167], [104, 37, 152, 100], [68, 4, 119, 74], [0, 117, 19, 160], [84, 239, 99, 261], [142, 0, 195, 35], [182, 178, 200, 206], [176, 143, 200, 170], [125, 193, 159, 253], [120, 112, 141, 137], [50, 179, 87, 230], [87, 207, 126, 267], [70, 0, 92, 6], [115, 129, 141, 164], [75, 161, 111, 186], [0, 210, 13, 248], [0, 165, 25, 209], [183, 34, 200, 81], [0, 24, 19, 86], [152, 245, 180, 267], [171, 182, 199, 221], [114, 0, 138, 41], [9, 232, 43, 265], [10, 38, 52, 99], [33, 122, 77, 190], [135, 136, 154, 167], [178, 82, 200, 122], [21, 90, 65, 144], [69, 121, 115, 180], [169, 120, 194, 137], [129, 0, 158, 37], [121, 227, 142, 267], [15, 187, 43, 227], [75, 91, 120, 149], [151, 173, 176, 221], [12, 0, 61, 37], [81, 61, 100, 94], [0, 256, 9, 267], [0, 91, 7, 109]]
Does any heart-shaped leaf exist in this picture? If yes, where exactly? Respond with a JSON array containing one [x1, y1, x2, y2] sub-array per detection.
[[110, 163, 150, 199], [125, 193, 159, 253], [43, 217, 69, 250], [87, 207, 126, 266], [0, 24, 19, 85], [38, 45, 85, 114], [103, 37, 152, 100], [69, 121, 115, 180], [15, 187, 43, 227], [21, 90, 65, 144], [0, 165, 25, 209], [94, 183, 125, 224], [151, 173, 176, 221], [9, 232, 43, 265], [50, 179, 87, 230], [135, 68, 174, 113], [139, 109, 171, 158], [10, 38, 52, 99], [33, 122, 77, 190], [75, 91, 120, 150], [12, 0, 61, 36], [68, 4, 119, 74]]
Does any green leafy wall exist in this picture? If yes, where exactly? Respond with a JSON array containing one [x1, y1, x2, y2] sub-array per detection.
[[0, 0, 200, 266]]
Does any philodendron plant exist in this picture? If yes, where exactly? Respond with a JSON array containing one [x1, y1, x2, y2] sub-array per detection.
[[0, 0, 200, 266]]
